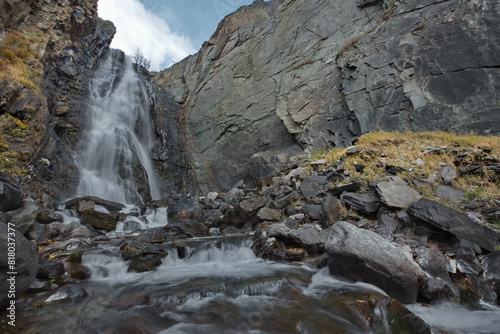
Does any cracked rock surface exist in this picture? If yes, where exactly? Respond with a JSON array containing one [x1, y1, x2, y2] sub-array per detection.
[[153, 0, 500, 193]]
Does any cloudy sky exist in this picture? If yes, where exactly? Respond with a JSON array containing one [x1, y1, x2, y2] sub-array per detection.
[[98, 0, 256, 70]]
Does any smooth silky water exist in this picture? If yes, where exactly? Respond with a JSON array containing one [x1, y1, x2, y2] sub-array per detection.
[[9, 50, 500, 334], [76, 50, 160, 204], [12, 237, 500, 333]]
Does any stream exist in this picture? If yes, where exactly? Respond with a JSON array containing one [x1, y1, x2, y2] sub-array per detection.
[[9, 223, 500, 333]]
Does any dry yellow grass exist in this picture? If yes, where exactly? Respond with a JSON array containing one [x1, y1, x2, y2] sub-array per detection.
[[312, 131, 500, 207], [0, 29, 47, 177], [0, 29, 46, 92]]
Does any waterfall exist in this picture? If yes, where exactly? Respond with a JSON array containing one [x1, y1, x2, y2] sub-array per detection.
[[76, 50, 160, 204]]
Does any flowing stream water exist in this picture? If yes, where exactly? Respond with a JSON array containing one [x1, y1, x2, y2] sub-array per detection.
[[7, 50, 500, 334], [76, 50, 160, 204]]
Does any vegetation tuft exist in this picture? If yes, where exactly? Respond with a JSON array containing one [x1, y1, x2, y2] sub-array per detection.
[[308, 131, 500, 208]]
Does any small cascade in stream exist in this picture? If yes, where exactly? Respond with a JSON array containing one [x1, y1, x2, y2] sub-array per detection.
[[76, 50, 160, 204]]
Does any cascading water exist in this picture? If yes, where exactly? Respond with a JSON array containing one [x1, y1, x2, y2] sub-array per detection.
[[76, 50, 160, 204]]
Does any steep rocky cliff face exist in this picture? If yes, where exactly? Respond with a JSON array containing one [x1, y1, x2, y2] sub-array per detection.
[[154, 0, 500, 194], [0, 0, 115, 205]]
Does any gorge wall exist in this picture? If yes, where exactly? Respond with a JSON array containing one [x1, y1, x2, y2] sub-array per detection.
[[154, 0, 500, 194], [0, 0, 115, 205], [1, 0, 499, 204]]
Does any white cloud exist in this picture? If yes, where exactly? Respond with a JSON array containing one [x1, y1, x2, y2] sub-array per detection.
[[98, 0, 196, 70]]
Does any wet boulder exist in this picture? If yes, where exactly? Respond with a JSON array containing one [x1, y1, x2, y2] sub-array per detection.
[[456, 276, 497, 306], [44, 284, 88, 304], [61, 221, 96, 239], [325, 221, 425, 303], [0, 222, 38, 309], [481, 251, 500, 297], [318, 290, 431, 334], [168, 198, 203, 220], [128, 254, 165, 273], [36, 208, 64, 224], [37, 257, 65, 279], [79, 210, 119, 231], [65, 196, 125, 213], [120, 240, 167, 272], [0, 171, 24, 212], [413, 246, 458, 302]]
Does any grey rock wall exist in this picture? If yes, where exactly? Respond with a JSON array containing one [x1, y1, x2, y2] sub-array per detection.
[[154, 0, 500, 194]]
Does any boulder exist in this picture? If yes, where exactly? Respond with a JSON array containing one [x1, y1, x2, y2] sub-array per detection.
[[325, 221, 425, 303], [37, 257, 66, 280], [128, 254, 164, 273], [300, 177, 321, 200], [435, 185, 464, 201], [375, 176, 421, 208], [408, 198, 500, 252], [44, 284, 88, 304], [65, 196, 125, 213], [456, 276, 497, 306], [0, 222, 38, 309], [441, 165, 457, 185], [257, 207, 282, 221], [290, 224, 324, 254], [120, 241, 167, 273], [168, 198, 203, 220], [120, 241, 167, 261], [61, 221, 95, 239], [267, 223, 291, 240], [79, 209, 119, 231], [1, 198, 40, 235], [0, 171, 23, 212], [28, 222, 64, 241], [300, 204, 322, 220], [340, 192, 381, 215], [321, 195, 343, 228], [481, 251, 500, 297], [36, 208, 64, 224]]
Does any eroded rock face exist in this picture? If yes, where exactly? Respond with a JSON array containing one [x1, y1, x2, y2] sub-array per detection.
[[153, 0, 500, 194], [0, 0, 115, 205]]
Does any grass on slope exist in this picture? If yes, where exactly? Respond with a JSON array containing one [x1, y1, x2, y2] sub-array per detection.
[[311, 131, 499, 208]]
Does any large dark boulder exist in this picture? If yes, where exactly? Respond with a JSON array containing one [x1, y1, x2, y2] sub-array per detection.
[[0, 171, 24, 212], [0, 222, 38, 309], [325, 221, 425, 303], [408, 198, 500, 252], [0, 198, 39, 235]]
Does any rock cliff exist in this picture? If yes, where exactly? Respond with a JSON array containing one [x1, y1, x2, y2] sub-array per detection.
[[0, 0, 115, 205], [154, 0, 500, 194]]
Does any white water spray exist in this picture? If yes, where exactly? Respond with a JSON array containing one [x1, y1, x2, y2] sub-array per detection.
[[76, 50, 160, 204]]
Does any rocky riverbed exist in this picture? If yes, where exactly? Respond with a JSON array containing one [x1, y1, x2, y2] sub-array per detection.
[[1, 136, 500, 333]]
